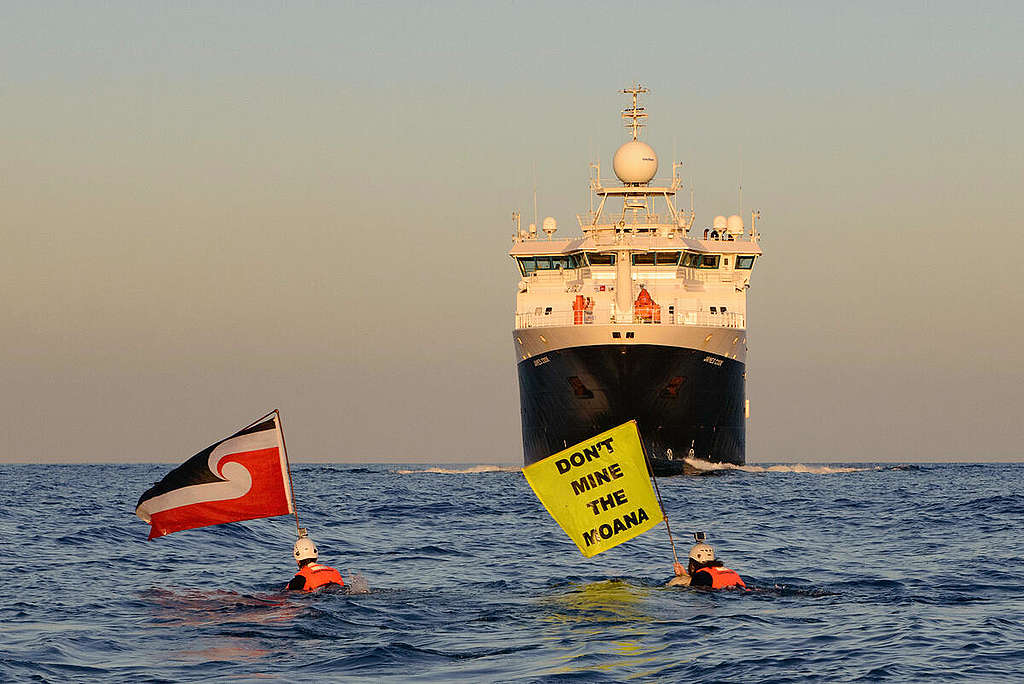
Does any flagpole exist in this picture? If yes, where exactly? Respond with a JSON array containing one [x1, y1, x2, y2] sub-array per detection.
[[636, 422, 680, 567], [274, 409, 303, 537], [242, 409, 278, 431]]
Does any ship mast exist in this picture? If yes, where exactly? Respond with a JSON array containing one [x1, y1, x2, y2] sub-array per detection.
[[576, 85, 691, 236], [621, 84, 649, 142]]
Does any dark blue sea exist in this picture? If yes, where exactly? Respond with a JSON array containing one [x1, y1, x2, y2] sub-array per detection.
[[2, 462, 1023, 682]]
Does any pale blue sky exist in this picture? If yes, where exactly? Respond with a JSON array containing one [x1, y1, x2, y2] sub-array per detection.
[[2, 1, 1022, 462]]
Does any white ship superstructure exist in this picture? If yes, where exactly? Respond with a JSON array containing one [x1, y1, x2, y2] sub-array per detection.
[[511, 86, 763, 472]]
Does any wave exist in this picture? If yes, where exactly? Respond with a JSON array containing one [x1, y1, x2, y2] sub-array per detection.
[[684, 458, 876, 474], [393, 465, 520, 475]]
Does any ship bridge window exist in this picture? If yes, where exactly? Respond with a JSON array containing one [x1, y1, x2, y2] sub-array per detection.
[[682, 252, 700, 267], [697, 255, 721, 269], [655, 251, 681, 266], [736, 255, 756, 270], [517, 253, 585, 275], [631, 253, 655, 265], [517, 258, 537, 276], [586, 253, 616, 266], [631, 251, 681, 266]]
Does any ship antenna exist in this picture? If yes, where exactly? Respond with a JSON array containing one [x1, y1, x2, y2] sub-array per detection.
[[737, 144, 743, 216], [532, 161, 538, 229], [620, 83, 649, 141]]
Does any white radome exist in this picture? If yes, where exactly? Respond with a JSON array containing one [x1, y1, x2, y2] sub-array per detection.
[[713, 215, 728, 231], [613, 140, 658, 184], [542, 216, 558, 237], [727, 214, 744, 234]]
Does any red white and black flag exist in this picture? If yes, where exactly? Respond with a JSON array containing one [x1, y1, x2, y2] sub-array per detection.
[[136, 411, 295, 540]]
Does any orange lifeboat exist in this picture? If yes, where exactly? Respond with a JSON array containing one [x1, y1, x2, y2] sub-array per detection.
[[634, 287, 661, 323]]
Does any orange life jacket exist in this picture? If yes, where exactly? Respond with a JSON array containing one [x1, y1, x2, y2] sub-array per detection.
[[694, 565, 746, 590], [293, 563, 345, 592]]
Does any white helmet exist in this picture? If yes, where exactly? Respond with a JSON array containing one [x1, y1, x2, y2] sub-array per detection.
[[293, 536, 318, 564], [688, 542, 716, 564]]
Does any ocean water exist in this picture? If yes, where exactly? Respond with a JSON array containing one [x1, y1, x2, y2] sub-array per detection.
[[1, 462, 1023, 683]]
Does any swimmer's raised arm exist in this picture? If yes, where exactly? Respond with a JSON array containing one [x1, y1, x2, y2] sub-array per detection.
[[666, 572, 691, 587]]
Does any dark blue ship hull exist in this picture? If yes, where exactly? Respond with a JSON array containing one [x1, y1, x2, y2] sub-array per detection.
[[517, 344, 745, 475]]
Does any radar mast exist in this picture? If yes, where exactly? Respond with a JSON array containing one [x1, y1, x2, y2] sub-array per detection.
[[620, 84, 649, 141]]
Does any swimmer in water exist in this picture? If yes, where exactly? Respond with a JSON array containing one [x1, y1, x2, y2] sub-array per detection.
[[286, 532, 346, 592], [667, 532, 746, 589]]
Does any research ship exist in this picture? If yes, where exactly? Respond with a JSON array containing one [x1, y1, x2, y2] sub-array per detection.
[[510, 86, 762, 475]]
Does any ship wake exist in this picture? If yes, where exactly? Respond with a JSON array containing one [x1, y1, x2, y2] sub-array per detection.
[[394, 465, 520, 475], [684, 458, 877, 474]]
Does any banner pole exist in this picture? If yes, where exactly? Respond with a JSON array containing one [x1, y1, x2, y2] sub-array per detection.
[[274, 409, 302, 537], [636, 422, 680, 567], [242, 409, 278, 431]]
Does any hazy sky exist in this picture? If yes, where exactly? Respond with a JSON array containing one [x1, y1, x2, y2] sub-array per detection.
[[3, 1, 1022, 463]]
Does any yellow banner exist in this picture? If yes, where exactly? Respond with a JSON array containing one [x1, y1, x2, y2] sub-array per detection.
[[523, 421, 662, 558]]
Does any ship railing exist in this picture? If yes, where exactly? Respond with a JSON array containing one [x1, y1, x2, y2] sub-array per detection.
[[515, 309, 745, 329]]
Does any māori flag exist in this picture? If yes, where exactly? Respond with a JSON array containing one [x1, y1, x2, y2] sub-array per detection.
[[136, 412, 295, 539]]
